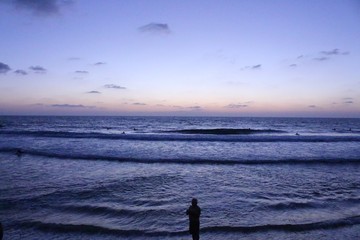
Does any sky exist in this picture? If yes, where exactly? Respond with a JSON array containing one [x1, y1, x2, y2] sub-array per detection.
[[0, 0, 359, 117]]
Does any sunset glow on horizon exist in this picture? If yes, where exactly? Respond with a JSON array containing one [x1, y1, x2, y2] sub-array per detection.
[[1, 0, 359, 117]]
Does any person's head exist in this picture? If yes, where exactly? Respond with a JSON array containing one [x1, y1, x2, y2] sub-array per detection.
[[191, 198, 198, 206]]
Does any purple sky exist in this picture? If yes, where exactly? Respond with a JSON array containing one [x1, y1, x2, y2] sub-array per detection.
[[0, 0, 359, 117]]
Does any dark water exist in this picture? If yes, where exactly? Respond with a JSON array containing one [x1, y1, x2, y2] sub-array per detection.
[[0, 116, 359, 239]]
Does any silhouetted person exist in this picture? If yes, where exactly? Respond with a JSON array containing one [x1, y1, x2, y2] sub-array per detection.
[[186, 198, 201, 240], [0, 222, 3, 240]]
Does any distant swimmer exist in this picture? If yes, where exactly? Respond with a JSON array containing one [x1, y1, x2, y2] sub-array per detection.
[[122, 131, 126, 134], [295, 133, 300, 136], [16, 149, 23, 157]]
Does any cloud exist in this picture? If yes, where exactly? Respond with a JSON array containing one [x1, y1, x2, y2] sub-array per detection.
[[68, 57, 80, 61], [308, 105, 317, 108], [138, 23, 171, 34], [241, 64, 262, 70], [133, 102, 146, 106], [104, 84, 126, 89], [342, 97, 354, 104], [29, 65, 47, 73], [94, 62, 106, 66], [51, 104, 95, 108], [188, 106, 202, 110], [0, 62, 11, 74], [225, 104, 248, 108], [9, 0, 72, 16], [289, 64, 297, 67], [14, 69, 28, 75], [313, 57, 329, 61], [75, 70, 88, 74], [320, 49, 349, 56], [86, 91, 101, 94]]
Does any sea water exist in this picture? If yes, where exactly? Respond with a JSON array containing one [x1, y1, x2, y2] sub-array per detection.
[[0, 116, 359, 239]]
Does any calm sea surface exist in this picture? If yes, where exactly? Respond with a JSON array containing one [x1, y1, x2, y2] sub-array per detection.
[[0, 116, 359, 239]]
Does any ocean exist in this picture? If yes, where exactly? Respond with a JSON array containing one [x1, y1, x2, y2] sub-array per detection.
[[0, 116, 359, 239]]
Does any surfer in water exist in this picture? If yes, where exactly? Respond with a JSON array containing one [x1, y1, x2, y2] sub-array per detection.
[[186, 198, 201, 240]]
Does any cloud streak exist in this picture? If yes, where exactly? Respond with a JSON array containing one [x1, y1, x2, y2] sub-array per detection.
[[9, 0, 73, 16], [14, 69, 28, 75], [104, 84, 126, 89], [86, 91, 101, 94], [75, 70, 88, 74], [241, 64, 262, 70], [94, 62, 106, 66], [133, 102, 146, 106], [320, 49, 349, 56], [29, 65, 47, 73], [51, 104, 95, 108], [0, 62, 11, 74], [313, 57, 329, 61], [138, 23, 171, 34], [225, 104, 248, 108]]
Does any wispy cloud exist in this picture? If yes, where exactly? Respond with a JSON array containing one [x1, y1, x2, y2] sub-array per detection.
[[320, 49, 349, 56], [68, 57, 80, 61], [86, 91, 101, 94], [8, 0, 73, 16], [51, 104, 95, 108], [138, 23, 171, 34], [14, 69, 28, 75], [241, 64, 261, 70], [313, 57, 329, 61], [342, 97, 354, 104], [292, 48, 349, 65], [29, 65, 47, 73], [188, 106, 202, 110], [104, 84, 126, 89], [75, 70, 88, 74], [133, 102, 146, 106], [225, 103, 248, 108], [94, 62, 106, 66], [0, 62, 11, 74]]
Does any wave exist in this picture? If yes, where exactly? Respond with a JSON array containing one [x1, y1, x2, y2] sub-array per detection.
[[162, 128, 286, 135], [18, 215, 360, 236], [266, 201, 318, 210], [57, 204, 172, 219], [1, 130, 360, 142], [19, 220, 186, 237], [202, 215, 360, 233], [1, 147, 360, 165]]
